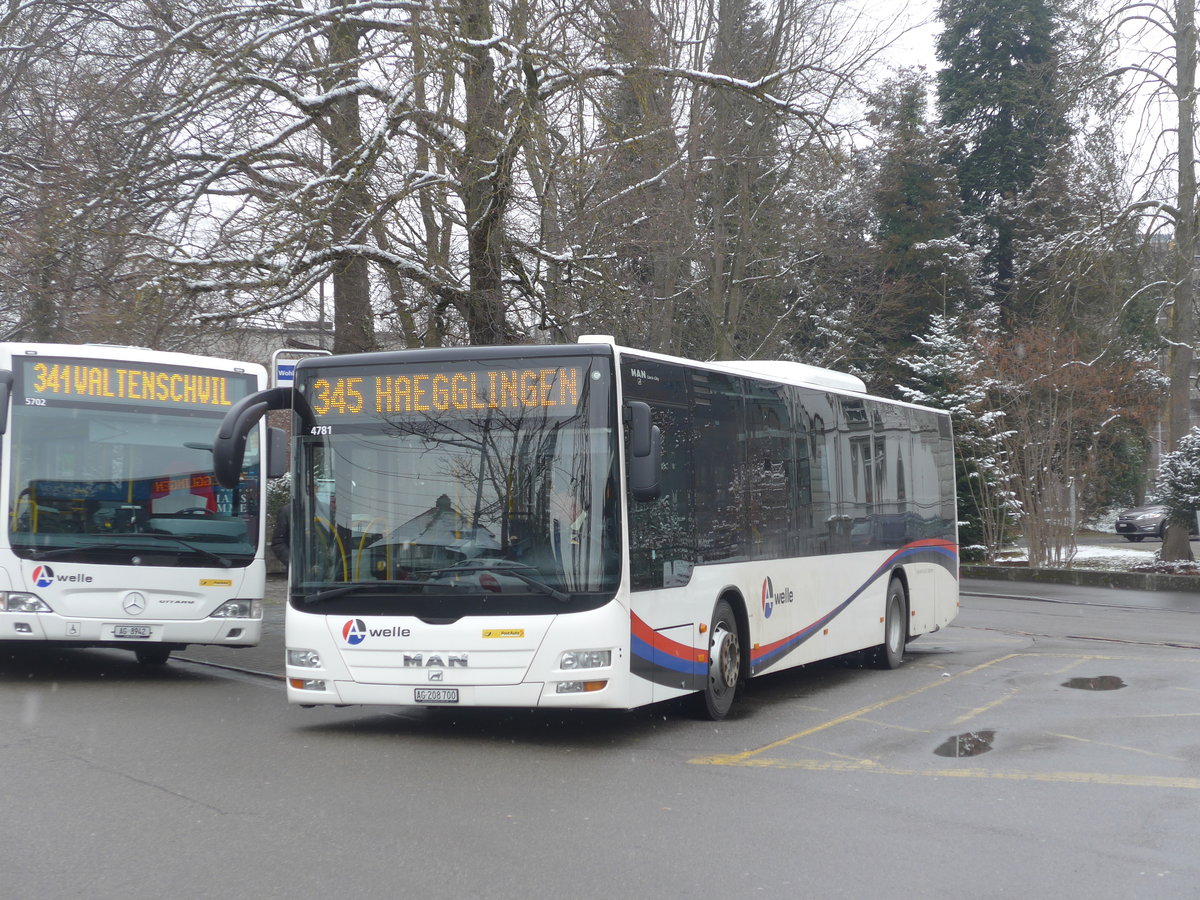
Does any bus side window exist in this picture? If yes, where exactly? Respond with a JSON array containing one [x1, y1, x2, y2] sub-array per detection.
[[798, 394, 837, 556], [691, 371, 746, 564], [746, 386, 794, 560]]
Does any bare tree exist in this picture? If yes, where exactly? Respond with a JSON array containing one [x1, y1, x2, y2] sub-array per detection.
[[0, 0, 902, 363], [984, 326, 1158, 566], [0, 1, 201, 346], [1109, 0, 1198, 560]]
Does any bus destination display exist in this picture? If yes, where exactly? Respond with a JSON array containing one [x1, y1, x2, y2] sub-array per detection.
[[18, 358, 254, 412], [307, 365, 585, 419]]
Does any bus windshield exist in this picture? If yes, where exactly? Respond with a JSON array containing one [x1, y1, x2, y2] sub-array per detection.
[[9, 367, 261, 567], [292, 354, 620, 612]]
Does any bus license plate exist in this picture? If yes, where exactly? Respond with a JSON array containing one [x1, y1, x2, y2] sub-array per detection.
[[112, 625, 153, 639], [414, 688, 459, 704]]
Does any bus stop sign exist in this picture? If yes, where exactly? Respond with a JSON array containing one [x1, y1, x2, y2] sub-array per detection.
[[272, 349, 330, 389]]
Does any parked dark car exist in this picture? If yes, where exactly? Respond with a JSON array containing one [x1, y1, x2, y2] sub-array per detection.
[[1114, 504, 1197, 541]]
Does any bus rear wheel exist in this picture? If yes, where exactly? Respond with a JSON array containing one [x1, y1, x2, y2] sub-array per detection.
[[699, 599, 742, 720], [873, 578, 906, 670]]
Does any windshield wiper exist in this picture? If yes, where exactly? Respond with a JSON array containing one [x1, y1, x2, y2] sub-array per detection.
[[306, 580, 464, 605], [436, 563, 571, 603], [141, 535, 234, 568], [29, 538, 234, 568]]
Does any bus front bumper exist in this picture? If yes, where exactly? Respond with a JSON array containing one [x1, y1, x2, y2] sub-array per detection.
[[0, 613, 263, 647], [286, 678, 619, 709]]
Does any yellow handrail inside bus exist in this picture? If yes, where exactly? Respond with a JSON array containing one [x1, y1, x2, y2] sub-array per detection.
[[312, 514, 349, 581], [354, 519, 386, 580]]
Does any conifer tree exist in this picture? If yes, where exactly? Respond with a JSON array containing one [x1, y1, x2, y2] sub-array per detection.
[[936, 0, 1070, 315], [870, 69, 981, 381], [896, 313, 1010, 558]]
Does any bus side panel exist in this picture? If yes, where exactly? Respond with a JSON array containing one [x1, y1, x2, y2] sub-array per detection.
[[904, 563, 941, 635], [627, 550, 959, 692], [736, 545, 957, 678], [636, 556, 890, 684], [629, 588, 706, 707], [744, 555, 890, 674], [933, 563, 961, 630]]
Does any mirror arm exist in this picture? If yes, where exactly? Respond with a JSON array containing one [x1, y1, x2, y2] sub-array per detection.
[[0, 369, 12, 435], [214, 387, 305, 488]]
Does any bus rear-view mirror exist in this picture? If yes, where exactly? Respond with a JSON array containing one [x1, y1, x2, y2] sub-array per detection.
[[627, 400, 662, 502]]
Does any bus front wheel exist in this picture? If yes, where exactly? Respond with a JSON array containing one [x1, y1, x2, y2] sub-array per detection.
[[873, 578, 907, 670], [699, 599, 742, 720]]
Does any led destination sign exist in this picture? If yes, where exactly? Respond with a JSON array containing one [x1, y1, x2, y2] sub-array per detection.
[[307, 365, 585, 419], [19, 358, 254, 412]]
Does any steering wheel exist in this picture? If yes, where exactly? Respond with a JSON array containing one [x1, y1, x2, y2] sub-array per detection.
[[177, 507, 216, 517]]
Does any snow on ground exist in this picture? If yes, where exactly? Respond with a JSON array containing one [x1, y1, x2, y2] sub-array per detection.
[[993, 537, 1200, 574]]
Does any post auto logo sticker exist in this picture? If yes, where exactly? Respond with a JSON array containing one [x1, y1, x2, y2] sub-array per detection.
[[32, 565, 54, 588], [342, 618, 367, 645]]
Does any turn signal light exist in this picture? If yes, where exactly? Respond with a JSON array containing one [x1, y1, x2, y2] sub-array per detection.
[[555, 680, 607, 694], [289, 678, 327, 691]]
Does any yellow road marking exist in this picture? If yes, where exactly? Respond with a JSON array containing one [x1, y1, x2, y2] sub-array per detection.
[[1049, 657, 1088, 675], [952, 688, 1017, 725], [709, 758, 1200, 789], [689, 650, 1200, 790], [803, 747, 877, 765], [691, 653, 1022, 766], [1046, 732, 1185, 762], [854, 717, 929, 733]]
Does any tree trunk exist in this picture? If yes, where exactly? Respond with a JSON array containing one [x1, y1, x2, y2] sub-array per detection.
[[327, 3, 375, 354], [460, 0, 511, 345], [1164, 0, 1197, 561]]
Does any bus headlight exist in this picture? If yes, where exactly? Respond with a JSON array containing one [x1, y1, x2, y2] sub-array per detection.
[[287, 648, 322, 668], [210, 599, 263, 619], [0, 592, 52, 613], [560, 649, 611, 670]]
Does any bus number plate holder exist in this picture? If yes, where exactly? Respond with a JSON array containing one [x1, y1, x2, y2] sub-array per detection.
[[112, 625, 154, 639], [414, 688, 459, 704]]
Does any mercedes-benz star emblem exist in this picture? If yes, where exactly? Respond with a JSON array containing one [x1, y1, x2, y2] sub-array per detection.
[[122, 592, 147, 615]]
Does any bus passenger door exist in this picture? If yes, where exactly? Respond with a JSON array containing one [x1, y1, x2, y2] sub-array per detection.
[[626, 403, 700, 705], [622, 357, 700, 706]]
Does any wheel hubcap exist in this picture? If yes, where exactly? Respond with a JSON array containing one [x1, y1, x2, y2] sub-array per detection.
[[888, 597, 902, 651], [711, 625, 739, 690]]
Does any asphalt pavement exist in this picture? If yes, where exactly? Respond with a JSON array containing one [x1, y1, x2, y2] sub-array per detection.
[[172, 572, 1200, 680], [175, 574, 287, 678]]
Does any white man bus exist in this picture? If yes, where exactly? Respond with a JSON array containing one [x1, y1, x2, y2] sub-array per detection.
[[213, 337, 957, 719], [0, 343, 285, 664]]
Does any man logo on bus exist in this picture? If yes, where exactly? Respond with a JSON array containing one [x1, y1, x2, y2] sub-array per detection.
[[33, 565, 54, 589], [342, 618, 368, 645]]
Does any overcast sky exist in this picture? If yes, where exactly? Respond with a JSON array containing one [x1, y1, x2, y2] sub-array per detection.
[[868, 0, 942, 76]]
